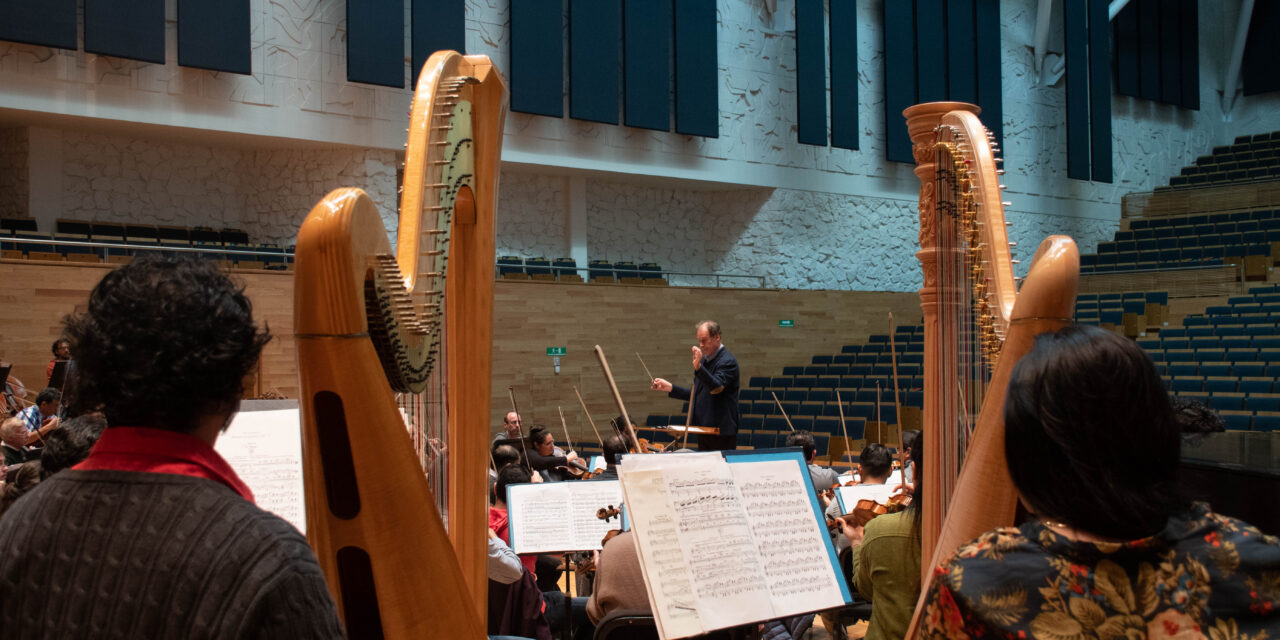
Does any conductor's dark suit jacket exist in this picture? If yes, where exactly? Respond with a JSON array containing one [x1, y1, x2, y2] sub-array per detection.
[[668, 346, 740, 437]]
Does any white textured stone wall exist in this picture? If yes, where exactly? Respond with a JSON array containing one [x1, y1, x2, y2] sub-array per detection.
[[0, 127, 27, 218], [1, 0, 1278, 290], [59, 130, 397, 244], [0, 0, 413, 148], [495, 171, 568, 259]]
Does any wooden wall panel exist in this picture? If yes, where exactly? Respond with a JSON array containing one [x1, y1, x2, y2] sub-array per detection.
[[0, 261, 298, 405], [0, 262, 920, 446], [490, 281, 920, 444]]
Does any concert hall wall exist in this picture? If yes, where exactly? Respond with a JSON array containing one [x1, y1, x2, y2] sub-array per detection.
[[1, 1, 1280, 291], [0, 259, 921, 440]]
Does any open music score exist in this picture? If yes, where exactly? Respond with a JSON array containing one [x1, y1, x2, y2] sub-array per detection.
[[216, 407, 306, 534], [618, 451, 850, 640], [506, 480, 625, 554]]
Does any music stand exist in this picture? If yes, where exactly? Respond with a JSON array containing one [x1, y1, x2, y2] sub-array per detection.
[[48, 360, 70, 390]]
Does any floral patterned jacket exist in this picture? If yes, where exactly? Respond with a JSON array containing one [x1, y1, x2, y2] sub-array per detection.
[[920, 503, 1279, 639]]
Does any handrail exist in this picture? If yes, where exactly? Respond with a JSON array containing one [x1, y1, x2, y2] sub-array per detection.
[[0, 236, 293, 258], [495, 263, 767, 288]]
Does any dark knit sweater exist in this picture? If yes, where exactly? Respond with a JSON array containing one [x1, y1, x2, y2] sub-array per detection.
[[0, 470, 345, 639]]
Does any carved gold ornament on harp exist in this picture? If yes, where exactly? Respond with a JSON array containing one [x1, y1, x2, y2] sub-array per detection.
[[367, 76, 478, 393], [934, 126, 1006, 373]]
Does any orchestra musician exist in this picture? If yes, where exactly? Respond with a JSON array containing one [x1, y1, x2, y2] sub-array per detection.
[[494, 410, 523, 444], [787, 429, 840, 492], [650, 320, 741, 451], [918, 325, 1280, 637], [834, 434, 923, 640], [524, 424, 583, 481], [0, 254, 343, 637]]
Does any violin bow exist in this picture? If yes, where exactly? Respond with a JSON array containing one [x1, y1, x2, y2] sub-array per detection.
[[558, 406, 575, 453], [837, 389, 852, 469], [573, 386, 608, 448], [875, 381, 882, 443], [889, 312, 907, 488], [593, 345, 644, 453], [770, 391, 796, 432], [508, 386, 534, 474]]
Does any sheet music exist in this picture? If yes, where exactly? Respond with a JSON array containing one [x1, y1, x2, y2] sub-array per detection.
[[662, 460, 775, 632], [507, 480, 624, 554], [216, 408, 306, 534], [836, 469, 902, 487], [834, 482, 899, 515], [730, 460, 846, 616], [618, 467, 703, 640]]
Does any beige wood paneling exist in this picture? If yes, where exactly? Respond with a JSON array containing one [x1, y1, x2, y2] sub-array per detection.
[[491, 281, 920, 444], [0, 260, 297, 404], [0, 260, 920, 446]]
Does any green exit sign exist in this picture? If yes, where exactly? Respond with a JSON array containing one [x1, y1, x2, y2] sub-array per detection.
[[546, 347, 567, 356], [779, 320, 794, 328]]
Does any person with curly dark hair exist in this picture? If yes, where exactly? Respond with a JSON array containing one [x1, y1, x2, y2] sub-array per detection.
[[0, 254, 344, 638]]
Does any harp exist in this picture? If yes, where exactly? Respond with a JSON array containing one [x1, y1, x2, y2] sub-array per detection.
[[902, 102, 1078, 635], [293, 51, 506, 639]]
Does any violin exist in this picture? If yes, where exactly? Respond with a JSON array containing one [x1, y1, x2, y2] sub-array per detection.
[[559, 457, 595, 480]]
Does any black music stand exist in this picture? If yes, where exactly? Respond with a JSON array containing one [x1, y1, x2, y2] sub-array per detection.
[[47, 360, 70, 390]]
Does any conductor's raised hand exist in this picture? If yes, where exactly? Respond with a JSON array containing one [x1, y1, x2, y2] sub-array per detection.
[[691, 346, 703, 371], [651, 377, 673, 392]]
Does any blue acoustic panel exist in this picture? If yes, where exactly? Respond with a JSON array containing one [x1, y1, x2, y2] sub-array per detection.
[[571, 0, 621, 124], [178, 0, 251, 74], [413, 0, 466, 86], [0, 0, 76, 49], [1088, 0, 1111, 183], [974, 0, 1002, 151], [1158, 0, 1180, 105], [1064, 0, 1089, 181], [674, 0, 717, 137], [511, 0, 565, 117], [884, 0, 916, 163], [829, 0, 858, 149], [945, 0, 976, 104], [914, 0, 946, 103], [1137, 0, 1160, 101], [624, 0, 672, 131], [348, 0, 405, 87], [1178, 0, 1198, 109], [796, 0, 826, 146], [85, 0, 165, 63], [1113, 1, 1139, 97], [1243, 0, 1280, 96]]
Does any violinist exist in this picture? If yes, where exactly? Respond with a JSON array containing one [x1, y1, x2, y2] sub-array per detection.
[[524, 425, 583, 481], [787, 430, 839, 492], [824, 442, 894, 527], [833, 434, 922, 640], [492, 410, 522, 444], [594, 434, 627, 480]]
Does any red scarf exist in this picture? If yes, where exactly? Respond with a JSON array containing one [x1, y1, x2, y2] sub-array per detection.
[[74, 426, 255, 502]]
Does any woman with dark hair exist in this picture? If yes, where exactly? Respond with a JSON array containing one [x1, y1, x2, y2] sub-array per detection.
[[524, 424, 580, 481], [920, 325, 1279, 638]]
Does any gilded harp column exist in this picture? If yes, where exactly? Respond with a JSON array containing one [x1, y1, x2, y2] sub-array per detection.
[[903, 101, 980, 573]]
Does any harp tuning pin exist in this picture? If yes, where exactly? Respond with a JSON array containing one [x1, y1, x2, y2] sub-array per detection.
[[1011, 259, 1021, 264], [996, 169, 1006, 175], [1001, 201, 1012, 207], [1008, 241, 1017, 247]]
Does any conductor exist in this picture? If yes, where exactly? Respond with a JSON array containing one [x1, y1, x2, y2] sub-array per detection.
[[651, 320, 740, 451]]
